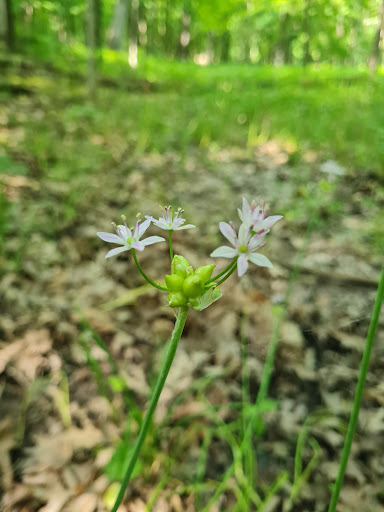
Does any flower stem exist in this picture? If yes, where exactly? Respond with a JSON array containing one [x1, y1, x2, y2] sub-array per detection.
[[327, 266, 384, 512], [168, 230, 174, 261], [207, 258, 238, 284], [216, 262, 238, 286], [110, 306, 189, 512], [131, 249, 168, 291]]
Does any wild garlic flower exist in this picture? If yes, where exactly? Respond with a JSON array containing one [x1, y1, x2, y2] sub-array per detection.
[[238, 198, 283, 232], [210, 222, 272, 277], [97, 215, 165, 258], [146, 206, 195, 231]]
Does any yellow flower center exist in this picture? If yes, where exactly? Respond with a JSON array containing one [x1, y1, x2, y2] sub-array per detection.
[[239, 244, 248, 253]]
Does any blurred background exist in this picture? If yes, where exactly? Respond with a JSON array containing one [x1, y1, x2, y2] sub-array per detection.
[[0, 1, 383, 511]]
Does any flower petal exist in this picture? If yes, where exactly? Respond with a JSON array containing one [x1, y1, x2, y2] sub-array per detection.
[[237, 255, 248, 276], [261, 215, 283, 230], [97, 232, 124, 244], [136, 218, 151, 239], [248, 253, 273, 268], [219, 222, 237, 246], [105, 246, 129, 258], [210, 246, 237, 258], [150, 218, 168, 230], [141, 236, 166, 246], [176, 224, 196, 230], [132, 241, 145, 251], [238, 223, 251, 245], [248, 231, 269, 252], [242, 197, 251, 218]]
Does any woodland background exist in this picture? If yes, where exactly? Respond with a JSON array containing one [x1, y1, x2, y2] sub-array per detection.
[[0, 1, 384, 512]]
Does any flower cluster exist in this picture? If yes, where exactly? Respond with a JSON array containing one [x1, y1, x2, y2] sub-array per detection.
[[210, 198, 283, 277], [97, 199, 282, 309]]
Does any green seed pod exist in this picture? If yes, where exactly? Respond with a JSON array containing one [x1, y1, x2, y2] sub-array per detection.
[[168, 291, 188, 308], [195, 264, 215, 283], [164, 274, 184, 291], [171, 255, 191, 278], [183, 275, 204, 299]]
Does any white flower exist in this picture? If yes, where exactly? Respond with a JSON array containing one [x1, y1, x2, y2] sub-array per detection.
[[97, 216, 165, 258], [210, 222, 272, 277], [146, 206, 195, 231], [238, 198, 283, 232]]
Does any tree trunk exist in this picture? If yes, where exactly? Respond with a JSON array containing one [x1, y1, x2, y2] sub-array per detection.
[[87, 0, 97, 99], [205, 31, 214, 64], [302, 0, 311, 66], [107, 0, 127, 50], [177, 0, 191, 60], [220, 30, 231, 62], [128, 0, 139, 68], [138, 0, 147, 50], [164, 0, 172, 56], [95, 0, 102, 48], [1, 0, 15, 52], [274, 12, 291, 65], [145, 0, 155, 54], [368, 0, 384, 71], [243, 37, 251, 63]]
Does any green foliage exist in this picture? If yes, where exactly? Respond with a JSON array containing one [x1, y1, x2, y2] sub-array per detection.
[[0, 154, 28, 175], [7, 0, 384, 66]]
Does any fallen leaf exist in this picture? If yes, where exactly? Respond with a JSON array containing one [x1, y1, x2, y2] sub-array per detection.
[[61, 493, 98, 512], [0, 329, 52, 380]]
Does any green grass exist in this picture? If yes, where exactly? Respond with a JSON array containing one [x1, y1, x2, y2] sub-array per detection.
[[4, 45, 384, 174], [87, 56, 384, 174], [1, 50, 383, 275]]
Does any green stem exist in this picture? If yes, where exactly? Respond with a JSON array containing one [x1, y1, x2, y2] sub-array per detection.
[[131, 249, 168, 291], [327, 266, 384, 512], [110, 306, 189, 512], [216, 262, 238, 286], [168, 230, 173, 261], [207, 258, 238, 283]]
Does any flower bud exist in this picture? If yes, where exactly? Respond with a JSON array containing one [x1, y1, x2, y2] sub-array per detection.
[[195, 264, 215, 283], [168, 291, 188, 307], [164, 274, 184, 292], [171, 255, 191, 278], [183, 275, 203, 299]]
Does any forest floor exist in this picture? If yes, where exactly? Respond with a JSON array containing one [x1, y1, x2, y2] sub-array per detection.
[[0, 56, 384, 512]]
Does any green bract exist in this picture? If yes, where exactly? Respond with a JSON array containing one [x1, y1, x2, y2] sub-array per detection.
[[166, 256, 221, 310], [188, 286, 222, 312]]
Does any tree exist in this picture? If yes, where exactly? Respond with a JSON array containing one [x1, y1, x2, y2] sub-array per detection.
[[107, 0, 128, 50], [178, 0, 192, 59], [0, 0, 15, 52], [128, 0, 139, 68], [369, 0, 384, 69], [87, 0, 98, 98]]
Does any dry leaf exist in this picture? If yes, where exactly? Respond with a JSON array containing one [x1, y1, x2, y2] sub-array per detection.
[[0, 330, 52, 380], [61, 493, 98, 512]]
